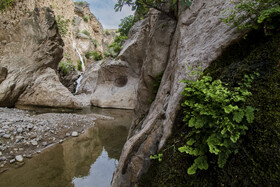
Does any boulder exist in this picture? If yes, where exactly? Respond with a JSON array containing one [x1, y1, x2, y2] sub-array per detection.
[[16, 68, 82, 109]]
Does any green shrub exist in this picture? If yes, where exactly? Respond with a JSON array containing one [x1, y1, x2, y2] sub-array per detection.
[[179, 73, 257, 175], [73, 1, 88, 7], [104, 35, 128, 58], [83, 15, 89, 22], [118, 15, 135, 36], [104, 30, 110, 35], [81, 29, 91, 37], [0, 0, 14, 12], [77, 60, 82, 71], [85, 51, 102, 61], [56, 15, 70, 37], [59, 60, 76, 76], [222, 0, 280, 34]]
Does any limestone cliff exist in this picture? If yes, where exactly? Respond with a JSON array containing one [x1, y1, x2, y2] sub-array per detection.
[[0, 0, 104, 108], [111, 1, 246, 186]]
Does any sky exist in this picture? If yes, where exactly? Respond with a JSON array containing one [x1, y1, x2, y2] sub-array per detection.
[[75, 0, 134, 29]]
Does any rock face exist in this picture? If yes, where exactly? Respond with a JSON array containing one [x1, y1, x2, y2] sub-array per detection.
[[111, 1, 245, 186], [72, 2, 104, 60], [0, 7, 64, 107], [76, 10, 176, 110]]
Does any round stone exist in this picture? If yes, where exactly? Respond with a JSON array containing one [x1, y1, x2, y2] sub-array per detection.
[[71, 131, 78, 137], [15, 155, 23, 162]]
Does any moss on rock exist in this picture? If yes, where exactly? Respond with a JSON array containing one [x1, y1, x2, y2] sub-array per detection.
[[139, 31, 280, 186]]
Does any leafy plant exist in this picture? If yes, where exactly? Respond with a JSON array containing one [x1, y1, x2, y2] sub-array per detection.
[[179, 73, 258, 175], [83, 15, 89, 22], [104, 30, 111, 35], [0, 0, 14, 12], [82, 29, 91, 37], [73, 1, 88, 7], [77, 60, 82, 71], [59, 60, 76, 76], [150, 154, 163, 162], [56, 15, 70, 37], [222, 0, 280, 34], [104, 35, 128, 58], [115, 0, 193, 19], [118, 15, 135, 36], [85, 51, 102, 61]]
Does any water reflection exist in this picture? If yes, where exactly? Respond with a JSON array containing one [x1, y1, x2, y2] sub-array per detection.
[[0, 108, 134, 187]]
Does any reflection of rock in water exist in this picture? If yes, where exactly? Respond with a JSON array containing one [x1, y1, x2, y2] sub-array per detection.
[[62, 126, 103, 178], [0, 145, 71, 187], [0, 108, 134, 186], [97, 123, 128, 160]]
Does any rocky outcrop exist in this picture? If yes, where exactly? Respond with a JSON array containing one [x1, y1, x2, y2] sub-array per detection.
[[76, 59, 138, 109], [16, 68, 82, 108], [111, 1, 246, 186], [0, 7, 64, 107], [73, 2, 104, 61], [76, 10, 176, 110]]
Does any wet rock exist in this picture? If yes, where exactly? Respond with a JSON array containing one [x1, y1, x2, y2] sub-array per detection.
[[71, 131, 78, 137], [15, 155, 23, 162]]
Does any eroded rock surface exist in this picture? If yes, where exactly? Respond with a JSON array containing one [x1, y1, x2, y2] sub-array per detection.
[[16, 68, 82, 109], [111, 1, 245, 186], [0, 7, 64, 107]]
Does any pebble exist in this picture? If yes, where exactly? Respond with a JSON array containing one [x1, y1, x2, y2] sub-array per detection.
[[42, 142, 47, 146], [30, 134, 37, 139], [0, 152, 2, 156], [27, 124, 33, 130], [59, 139, 63, 143], [31, 140, 38, 146], [17, 128, 23, 133], [65, 133, 70, 137], [16, 136, 24, 140], [3, 134, 10, 139], [71, 131, 78, 137], [15, 155, 23, 162], [0, 157, 6, 161], [10, 159, 15, 164]]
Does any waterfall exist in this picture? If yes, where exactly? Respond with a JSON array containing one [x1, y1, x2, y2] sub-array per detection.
[[73, 43, 85, 94], [74, 74, 83, 94]]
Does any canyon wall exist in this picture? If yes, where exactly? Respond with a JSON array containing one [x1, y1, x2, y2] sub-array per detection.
[[0, 0, 104, 108], [111, 0, 246, 186]]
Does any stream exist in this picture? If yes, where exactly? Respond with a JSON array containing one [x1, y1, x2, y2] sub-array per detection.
[[0, 107, 134, 187]]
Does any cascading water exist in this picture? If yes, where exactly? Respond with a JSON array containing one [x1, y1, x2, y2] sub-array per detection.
[[73, 43, 85, 94]]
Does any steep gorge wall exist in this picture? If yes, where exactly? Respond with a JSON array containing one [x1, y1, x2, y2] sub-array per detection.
[[0, 0, 104, 108], [112, 0, 246, 186]]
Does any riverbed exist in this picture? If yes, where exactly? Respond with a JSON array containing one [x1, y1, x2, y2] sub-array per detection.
[[0, 107, 134, 186]]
